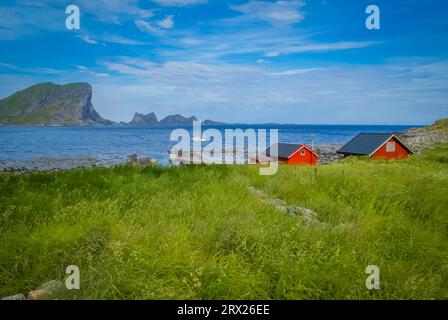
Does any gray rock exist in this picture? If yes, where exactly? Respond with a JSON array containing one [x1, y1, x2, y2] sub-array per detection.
[[1, 293, 27, 300], [27, 289, 47, 300], [26, 280, 64, 300], [399, 129, 448, 153], [265, 198, 287, 208], [127, 154, 139, 163], [316, 144, 344, 164], [127, 154, 156, 166], [287, 205, 318, 218], [247, 186, 267, 198], [37, 280, 63, 294]]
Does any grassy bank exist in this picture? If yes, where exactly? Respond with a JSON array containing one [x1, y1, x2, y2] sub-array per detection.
[[1, 143, 448, 299]]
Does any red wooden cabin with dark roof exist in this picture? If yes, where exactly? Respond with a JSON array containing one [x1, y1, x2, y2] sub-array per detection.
[[265, 143, 319, 165], [337, 133, 414, 160]]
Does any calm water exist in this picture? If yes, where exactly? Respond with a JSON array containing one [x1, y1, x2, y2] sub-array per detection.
[[0, 124, 418, 169]]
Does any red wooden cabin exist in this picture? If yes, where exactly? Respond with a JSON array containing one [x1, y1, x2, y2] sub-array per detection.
[[337, 133, 414, 160], [265, 143, 319, 165]]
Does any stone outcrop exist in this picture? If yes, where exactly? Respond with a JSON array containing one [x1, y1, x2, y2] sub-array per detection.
[[130, 112, 159, 124], [247, 186, 326, 227], [399, 129, 448, 153], [1, 280, 64, 300], [160, 114, 198, 124]]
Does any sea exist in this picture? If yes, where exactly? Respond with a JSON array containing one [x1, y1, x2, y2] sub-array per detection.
[[0, 124, 419, 170]]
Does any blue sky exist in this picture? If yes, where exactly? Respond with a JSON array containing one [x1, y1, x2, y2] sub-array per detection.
[[0, 0, 447, 124]]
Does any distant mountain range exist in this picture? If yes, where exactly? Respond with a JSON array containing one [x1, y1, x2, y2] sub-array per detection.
[[128, 112, 223, 125], [0, 82, 224, 126]]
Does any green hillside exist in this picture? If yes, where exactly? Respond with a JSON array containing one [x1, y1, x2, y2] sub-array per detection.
[[419, 118, 448, 132], [0, 82, 110, 125]]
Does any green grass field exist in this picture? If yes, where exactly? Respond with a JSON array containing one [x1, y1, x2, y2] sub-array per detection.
[[1, 143, 447, 299]]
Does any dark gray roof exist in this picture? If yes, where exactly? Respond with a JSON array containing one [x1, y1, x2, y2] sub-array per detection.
[[266, 143, 302, 158], [337, 133, 395, 155]]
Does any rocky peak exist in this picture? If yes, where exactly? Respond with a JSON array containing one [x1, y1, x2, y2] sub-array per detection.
[[130, 112, 159, 124], [0, 82, 113, 125]]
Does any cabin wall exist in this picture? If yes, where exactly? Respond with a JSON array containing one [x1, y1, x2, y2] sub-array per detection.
[[287, 148, 317, 165], [371, 137, 409, 159]]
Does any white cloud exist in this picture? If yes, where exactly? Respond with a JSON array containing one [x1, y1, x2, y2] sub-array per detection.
[[264, 51, 280, 57], [152, 0, 207, 6], [266, 68, 326, 76], [136, 16, 175, 34], [0, 4, 62, 39], [158, 15, 175, 29], [135, 19, 161, 34], [230, 0, 305, 25], [159, 28, 377, 61], [0, 0, 155, 39], [78, 0, 154, 24], [76, 65, 110, 77], [280, 41, 378, 54], [256, 59, 270, 64], [100, 34, 149, 45], [75, 35, 99, 45]]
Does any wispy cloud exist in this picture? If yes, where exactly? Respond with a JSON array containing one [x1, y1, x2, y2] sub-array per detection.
[[278, 41, 379, 54], [0, 4, 62, 39], [158, 28, 378, 61], [100, 34, 149, 45], [136, 15, 175, 34], [266, 68, 326, 76], [230, 0, 305, 25], [135, 19, 161, 34], [78, 0, 154, 24], [75, 35, 99, 45], [89, 56, 448, 124], [264, 51, 280, 57], [158, 15, 175, 29], [152, 0, 207, 6], [0, 62, 63, 74], [76, 65, 110, 77]]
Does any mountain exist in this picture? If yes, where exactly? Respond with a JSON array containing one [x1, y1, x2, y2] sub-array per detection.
[[126, 112, 224, 125], [160, 114, 198, 124], [203, 119, 225, 125], [130, 112, 159, 124], [0, 82, 113, 125]]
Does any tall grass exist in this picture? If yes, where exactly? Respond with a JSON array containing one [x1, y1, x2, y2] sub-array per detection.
[[0, 144, 447, 299]]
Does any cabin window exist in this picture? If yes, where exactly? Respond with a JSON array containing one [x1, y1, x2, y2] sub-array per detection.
[[386, 141, 396, 152], [300, 150, 305, 156]]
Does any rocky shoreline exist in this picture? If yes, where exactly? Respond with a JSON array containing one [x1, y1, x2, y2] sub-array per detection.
[[398, 128, 448, 153], [0, 154, 157, 173]]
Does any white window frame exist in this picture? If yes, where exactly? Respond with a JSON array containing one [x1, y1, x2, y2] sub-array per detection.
[[300, 150, 305, 156], [386, 141, 396, 152]]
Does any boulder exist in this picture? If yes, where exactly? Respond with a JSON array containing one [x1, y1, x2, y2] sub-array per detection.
[[1, 294, 27, 300], [27, 280, 63, 300]]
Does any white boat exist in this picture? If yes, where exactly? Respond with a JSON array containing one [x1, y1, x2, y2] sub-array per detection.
[[192, 136, 207, 142]]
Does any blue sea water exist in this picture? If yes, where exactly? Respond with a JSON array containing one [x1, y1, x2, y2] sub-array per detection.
[[0, 124, 419, 169]]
